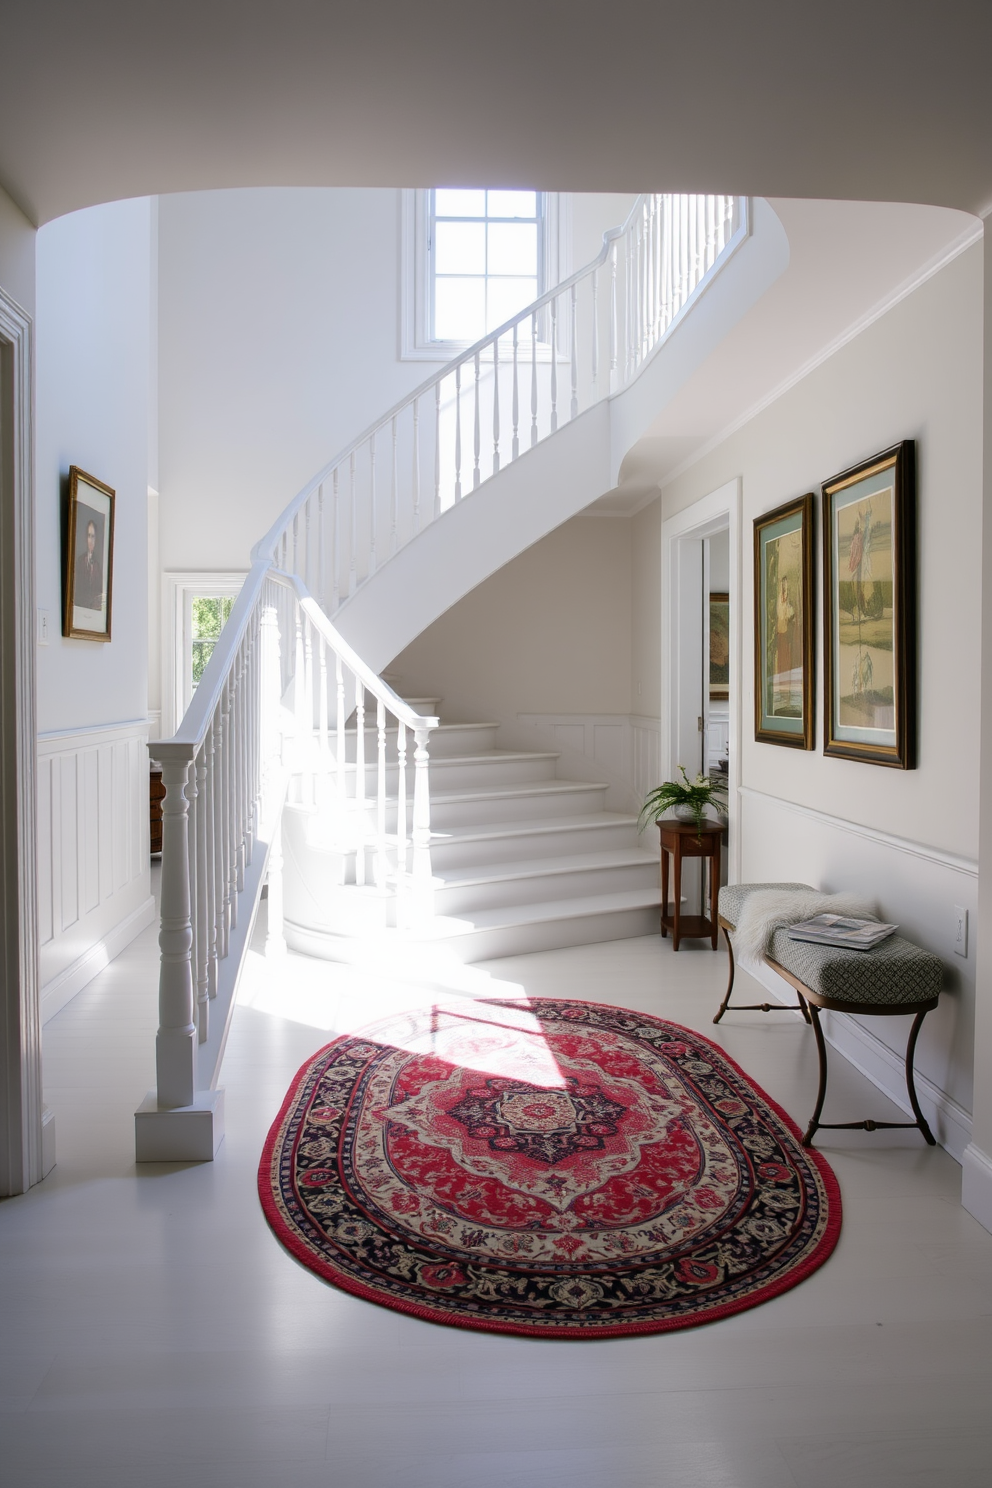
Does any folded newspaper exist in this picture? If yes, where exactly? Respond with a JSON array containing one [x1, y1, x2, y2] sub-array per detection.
[[786, 913, 898, 950]]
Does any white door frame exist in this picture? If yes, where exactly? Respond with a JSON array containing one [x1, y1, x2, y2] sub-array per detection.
[[661, 477, 742, 883], [0, 284, 44, 1194]]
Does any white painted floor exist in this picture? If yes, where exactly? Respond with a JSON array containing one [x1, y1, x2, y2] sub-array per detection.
[[3, 897, 992, 1488]]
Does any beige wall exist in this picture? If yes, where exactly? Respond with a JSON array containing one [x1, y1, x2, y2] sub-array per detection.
[[665, 242, 984, 863], [392, 514, 633, 725], [631, 495, 662, 717]]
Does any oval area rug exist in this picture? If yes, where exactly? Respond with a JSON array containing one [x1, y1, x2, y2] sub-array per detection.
[[259, 997, 841, 1337]]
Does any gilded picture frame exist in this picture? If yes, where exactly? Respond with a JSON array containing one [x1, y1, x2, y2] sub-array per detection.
[[753, 492, 814, 749], [822, 441, 916, 769], [63, 466, 115, 641], [709, 592, 730, 701]]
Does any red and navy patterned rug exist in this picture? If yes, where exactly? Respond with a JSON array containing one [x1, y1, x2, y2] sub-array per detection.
[[259, 997, 841, 1337]]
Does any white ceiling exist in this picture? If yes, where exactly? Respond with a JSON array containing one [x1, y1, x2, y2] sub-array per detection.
[[598, 197, 979, 509], [2, 2, 992, 226]]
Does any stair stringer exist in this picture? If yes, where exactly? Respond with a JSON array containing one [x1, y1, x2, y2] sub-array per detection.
[[332, 198, 789, 673]]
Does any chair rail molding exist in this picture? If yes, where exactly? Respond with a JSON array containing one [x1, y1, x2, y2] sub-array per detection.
[[0, 283, 44, 1195]]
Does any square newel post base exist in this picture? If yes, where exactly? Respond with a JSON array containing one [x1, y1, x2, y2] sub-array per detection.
[[134, 1089, 225, 1162]]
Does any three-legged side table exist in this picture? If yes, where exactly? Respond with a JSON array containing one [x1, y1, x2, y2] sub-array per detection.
[[658, 820, 722, 950]]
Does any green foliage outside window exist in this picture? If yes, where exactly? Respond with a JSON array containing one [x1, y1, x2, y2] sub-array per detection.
[[191, 595, 235, 687]]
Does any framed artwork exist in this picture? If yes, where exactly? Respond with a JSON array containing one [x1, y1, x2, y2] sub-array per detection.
[[822, 441, 916, 768], [63, 466, 115, 641], [753, 492, 814, 749], [709, 592, 730, 700]]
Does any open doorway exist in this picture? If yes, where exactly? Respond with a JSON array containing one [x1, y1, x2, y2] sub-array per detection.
[[661, 479, 741, 901]]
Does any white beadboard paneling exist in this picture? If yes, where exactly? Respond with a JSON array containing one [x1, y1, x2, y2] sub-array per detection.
[[631, 715, 662, 801], [37, 720, 155, 1022], [739, 785, 977, 1149]]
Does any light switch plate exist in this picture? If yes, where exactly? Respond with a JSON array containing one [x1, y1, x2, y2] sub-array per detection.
[[37, 608, 51, 645], [954, 905, 968, 958]]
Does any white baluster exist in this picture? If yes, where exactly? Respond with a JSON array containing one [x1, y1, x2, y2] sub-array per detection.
[[292, 512, 298, 577], [569, 283, 578, 420], [530, 311, 539, 446], [318, 633, 328, 807], [375, 698, 387, 892], [265, 809, 286, 959], [591, 267, 599, 398], [473, 352, 481, 488], [304, 497, 311, 592], [219, 682, 234, 952], [412, 396, 421, 531], [303, 616, 314, 809], [354, 677, 366, 887], [185, 754, 197, 1043], [454, 364, 462, 501], [194, 745, 209, 1042], [155, 754, 197, 1109], [396, 720, 408, 897], [511, 323, 520, 461], [411, 725, 434, 925], [348, 451, 357, 597], [368, 434, 377, 576], [492, 337, 500, 475], [204, 719, 218, 1001], [317, 483, 325, 610], [549, 297, 558, 433], [332, 468, 340, 610], [609, 242, 618, 393], [434, 380, 441, 519], [391, 414, 399, 550]]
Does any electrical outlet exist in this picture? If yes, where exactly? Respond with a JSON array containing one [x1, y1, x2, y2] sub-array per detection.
[[954, 905, 968, 958], [37, 608, 51, 645]]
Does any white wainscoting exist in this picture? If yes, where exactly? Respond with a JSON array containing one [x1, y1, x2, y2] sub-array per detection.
[[516, 713, 661, 813], [37, 720, 155, 1023], [739, 786, 976, 1162]]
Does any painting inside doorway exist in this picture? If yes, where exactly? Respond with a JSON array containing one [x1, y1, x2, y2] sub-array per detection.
[[754, 493, 814, 749]]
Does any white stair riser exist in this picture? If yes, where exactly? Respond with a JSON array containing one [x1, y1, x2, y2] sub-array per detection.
[[429, 784, 609, 828], [434, 861, 660, 915], [335, 723, 499, 761], [428, 820, 644, 869]]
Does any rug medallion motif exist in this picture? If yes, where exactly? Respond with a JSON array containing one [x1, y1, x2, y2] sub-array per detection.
[[260, 998, 841, 1337]]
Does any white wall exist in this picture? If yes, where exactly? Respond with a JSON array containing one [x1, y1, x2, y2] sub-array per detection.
[[662, 243, 983, 1149], [156, 188, 638, 574], [392, 512, 633, 728], [34, 199, 156, 1015], [0, 185, 35, 316]]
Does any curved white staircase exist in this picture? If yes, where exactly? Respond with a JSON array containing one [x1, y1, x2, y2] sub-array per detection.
[[282, 695, 660, 963]]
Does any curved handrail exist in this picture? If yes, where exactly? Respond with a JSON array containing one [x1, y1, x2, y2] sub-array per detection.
[[250, 190, 701, 566], [269, 569, 439, 733]]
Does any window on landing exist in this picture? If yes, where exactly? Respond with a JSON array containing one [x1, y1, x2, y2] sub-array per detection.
[[429, 189, 544, 344]]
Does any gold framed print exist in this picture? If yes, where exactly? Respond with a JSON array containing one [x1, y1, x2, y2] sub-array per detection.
[[63, 466, 115, 641], [754, 492, 814, 749], [822, 441, 916, 769], [709, 591, 730, 701]]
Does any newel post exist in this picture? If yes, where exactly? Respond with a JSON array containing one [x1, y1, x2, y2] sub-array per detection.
[[411, 726, 435, 924], [156, 755, 196, 1108]]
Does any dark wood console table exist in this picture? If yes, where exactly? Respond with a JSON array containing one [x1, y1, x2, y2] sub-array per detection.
[[658, 820, 722, 950]]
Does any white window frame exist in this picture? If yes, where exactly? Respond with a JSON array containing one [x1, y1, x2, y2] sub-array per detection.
[[161, 571, 247, 738], [400, 189, 570, 361]]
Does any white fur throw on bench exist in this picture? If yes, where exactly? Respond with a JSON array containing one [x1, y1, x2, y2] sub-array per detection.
[[732, 889, 878, 965]]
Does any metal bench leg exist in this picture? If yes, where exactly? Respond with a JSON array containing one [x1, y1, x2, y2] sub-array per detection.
[[713, 924, 736, 1024], [802, 1004, 829, 1147], [905, 1008, 936, 1146]]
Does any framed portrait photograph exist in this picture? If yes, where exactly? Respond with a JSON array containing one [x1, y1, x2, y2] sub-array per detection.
[[753, 492, 814, 749], [63, 466, 115, 641], [709, 592, 730, 701], [822, 441, 915, 768]]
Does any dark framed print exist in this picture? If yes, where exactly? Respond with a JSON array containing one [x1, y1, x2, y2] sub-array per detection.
[[754, 493, 815, 749], [822, 441, 916, 768], [709, 592, 730, 701], [63, 466, 115, 641]]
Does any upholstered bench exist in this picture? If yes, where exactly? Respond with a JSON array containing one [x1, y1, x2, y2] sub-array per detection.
[[715, 882, 816, 1024], [717, 883, 943, 1148]]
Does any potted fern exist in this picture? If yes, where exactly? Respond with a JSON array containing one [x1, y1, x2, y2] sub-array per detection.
[[638, 765, 728, 835]]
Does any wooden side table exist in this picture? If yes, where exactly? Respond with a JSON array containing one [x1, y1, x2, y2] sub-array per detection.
[[658, 820, 722, 950]]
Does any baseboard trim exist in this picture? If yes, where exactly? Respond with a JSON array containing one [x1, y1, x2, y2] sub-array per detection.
[[747, 957, 972, 1162], [40, 894, 157, 1024], [962, 1143, 992, 1235]]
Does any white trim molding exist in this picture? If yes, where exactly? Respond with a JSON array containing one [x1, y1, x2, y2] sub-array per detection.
[[962, 1142, 992, 1235], [0, 282, 44, 1194], [37, 719, 154, 1022]]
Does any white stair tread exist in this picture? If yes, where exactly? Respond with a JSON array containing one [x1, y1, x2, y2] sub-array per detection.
[[433, 811, 641, 843], [342, 720, 499, 735], [342, 749, 559, 769], [428, 779, 607, 805], [436, 848, 660, 890], [428, 887, 661, 938]]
